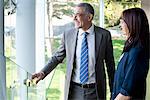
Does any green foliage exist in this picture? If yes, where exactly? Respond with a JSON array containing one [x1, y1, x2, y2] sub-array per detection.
[[50, 1, 141, 28], [104, 1, 141, 28], [52, 2, 76, 19], [4, 0, 9, 7], [112, 39, 125, 66], [83, 0, 99, 2], [106, 0, 140, 2], [91, 3, 100, 26], [105, 1, 124, 27], [46, 88, 61, 100]]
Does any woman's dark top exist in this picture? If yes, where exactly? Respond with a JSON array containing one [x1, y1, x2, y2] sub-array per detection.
[[112, 42, 149, 100]]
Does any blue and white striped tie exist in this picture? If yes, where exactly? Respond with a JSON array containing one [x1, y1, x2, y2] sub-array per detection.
[[80, 32, 88, 84]]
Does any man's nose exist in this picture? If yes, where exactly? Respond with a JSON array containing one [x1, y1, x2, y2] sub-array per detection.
[[119, 23, 121, 29], [119, 25, 121, 29], [73, 15, 77, 20]]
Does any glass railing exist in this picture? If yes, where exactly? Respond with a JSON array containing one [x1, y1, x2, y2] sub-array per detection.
[[3, 35, 150, 100], [5, 56, 46, 100], [44, 37, 66, 100]]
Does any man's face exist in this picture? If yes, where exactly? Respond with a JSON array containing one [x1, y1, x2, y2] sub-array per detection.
[[73, 7, 90, 29]]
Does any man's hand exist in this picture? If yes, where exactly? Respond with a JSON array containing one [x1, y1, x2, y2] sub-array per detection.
[[115, 93, 131, 100], [31, 71, 45, 84]]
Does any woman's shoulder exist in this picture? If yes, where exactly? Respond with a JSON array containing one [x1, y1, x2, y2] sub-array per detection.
[[130, 47, 141, 53], [125, 45, 143, 62], [129, 42, 143, 53], [127, 48, 141, 59]]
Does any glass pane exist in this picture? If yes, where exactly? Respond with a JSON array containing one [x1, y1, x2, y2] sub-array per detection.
[[6, 57, 45, 100]]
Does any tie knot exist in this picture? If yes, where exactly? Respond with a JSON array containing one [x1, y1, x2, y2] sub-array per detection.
[[83, 32, 88, 37]]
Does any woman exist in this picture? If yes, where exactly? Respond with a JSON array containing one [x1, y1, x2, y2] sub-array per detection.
[[112, 8, 149, 100]]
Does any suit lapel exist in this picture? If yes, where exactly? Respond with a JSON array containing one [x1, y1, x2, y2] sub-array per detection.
[[94, 26, 102, 60], [70, 28, 78, 61]]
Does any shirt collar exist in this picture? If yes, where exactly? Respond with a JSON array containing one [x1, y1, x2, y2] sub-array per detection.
[[79, 24, 94, 36]]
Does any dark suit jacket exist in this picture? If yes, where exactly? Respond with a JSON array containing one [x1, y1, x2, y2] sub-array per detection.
[[112, 43, 149, 100], [42, 25, 115, 100]]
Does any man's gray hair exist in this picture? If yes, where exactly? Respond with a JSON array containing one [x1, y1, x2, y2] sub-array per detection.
[[77, 3, 94, 16]]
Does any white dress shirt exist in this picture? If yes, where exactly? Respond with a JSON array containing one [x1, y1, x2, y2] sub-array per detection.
[[72, 24, 96, 84]]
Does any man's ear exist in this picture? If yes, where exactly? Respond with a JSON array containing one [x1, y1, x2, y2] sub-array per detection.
[[88, 14, 93, 21]]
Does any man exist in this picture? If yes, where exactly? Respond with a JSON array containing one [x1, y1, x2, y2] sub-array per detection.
[[32, 3, 115, 100]]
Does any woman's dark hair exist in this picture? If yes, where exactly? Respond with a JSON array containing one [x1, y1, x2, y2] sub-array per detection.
[[121, 8, 149, 55]]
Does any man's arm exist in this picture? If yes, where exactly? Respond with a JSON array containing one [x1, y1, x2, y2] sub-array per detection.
[[32, 33, 66, 83], [105, 31, 115, 92]]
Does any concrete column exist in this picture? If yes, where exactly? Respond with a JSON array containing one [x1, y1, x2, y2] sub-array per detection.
[[16, 0, 36, 73], [36, 0, 45, 72], [16, 0, 45, 99], [0, 0, 4, 58], [35, 0, 46, 99], [0, 0, 6, 100], [99, 0, 104, 28], [141, 0, 150, 99], [0, 56, 6, 100], [16, 0, 35, 99], [0, 0, 4, 56]]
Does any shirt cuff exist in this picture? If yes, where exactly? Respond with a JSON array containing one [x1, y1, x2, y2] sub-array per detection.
[[120, 88, 129, 96]]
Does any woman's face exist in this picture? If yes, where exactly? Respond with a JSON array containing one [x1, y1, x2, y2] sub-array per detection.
[[120, 19, 130, 38]]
